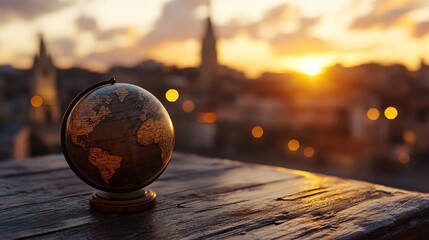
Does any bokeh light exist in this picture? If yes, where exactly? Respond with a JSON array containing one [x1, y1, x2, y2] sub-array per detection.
[[197, 112, 217, 123], [30, 95, 43, 107], [367, 108, 380, 121], [398, 151, 410, 164], [182, 100, 195, 113], [384, 106, 398, 120], [403, 130, 416, 145], [287, 139, 300, 152], [303, 146, 315, 158], [251, 126, 264, 138], [165, 89, 179, 102]]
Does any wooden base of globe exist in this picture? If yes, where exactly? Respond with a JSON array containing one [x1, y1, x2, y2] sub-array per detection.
[[89, 189, 156, 214]]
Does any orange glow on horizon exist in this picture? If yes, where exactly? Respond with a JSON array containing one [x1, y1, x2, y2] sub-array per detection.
[[0, 0, 428, 78], [30, 95, 43, 107], [148, 39, 199, 68], [251, 126, 264, 139], [303, 62, 322, 76], [280, 57, 330, 77]]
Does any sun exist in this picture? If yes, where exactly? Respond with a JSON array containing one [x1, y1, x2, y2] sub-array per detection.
[[303, 62, 322, 76], [278, 57, 329, 77]]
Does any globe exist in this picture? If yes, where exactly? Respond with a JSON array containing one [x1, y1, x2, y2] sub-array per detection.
[[61, 78, 174, 195]]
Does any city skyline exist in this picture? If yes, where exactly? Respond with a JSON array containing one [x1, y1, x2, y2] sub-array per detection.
[[1, 0, 429, 77], [2, 0, 429, 195]]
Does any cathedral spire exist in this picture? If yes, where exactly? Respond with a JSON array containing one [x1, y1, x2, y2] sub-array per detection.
[[194, 1, 220, 105], [205, 15, 214, 39], [30, 34, 60, 125], [197, 0, 219, 94], [38, 34, 48, 58], [205, 0, 213, 35], [202, 0, 217, 65]]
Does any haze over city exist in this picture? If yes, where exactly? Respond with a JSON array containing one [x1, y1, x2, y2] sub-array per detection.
[[1, 0, 429, 77]]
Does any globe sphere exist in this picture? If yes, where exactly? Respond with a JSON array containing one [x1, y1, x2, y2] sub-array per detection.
[[62, 81, 174, 193]]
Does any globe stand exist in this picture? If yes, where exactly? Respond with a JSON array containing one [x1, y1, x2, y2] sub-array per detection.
[[61, 78, 174, 215], [89, 189, 156, 214]]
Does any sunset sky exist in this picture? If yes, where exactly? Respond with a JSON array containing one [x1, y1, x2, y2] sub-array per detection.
[[1, 0, 429, 77]]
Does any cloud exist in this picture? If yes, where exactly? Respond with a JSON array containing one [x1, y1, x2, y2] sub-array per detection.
[[0, 0, 71, 22], [414, 20, 429, 37], [219, 4, 332, 56], [76, 15, 98, 32], [51, 38, 76, 57], [218, 4, 300, 39], [77, 45, 148, 69], [141, 0, 204, 45], [261, 3, 300, 26], [140, 0, 328, 57], [270, 17, 332, 55], [75, 15, 130, 41], [96, 28, 130, 41], [75, 1, 331, 69], [351, 0, 424, 29]]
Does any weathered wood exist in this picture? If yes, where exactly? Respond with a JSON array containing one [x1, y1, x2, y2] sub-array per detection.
[[0, 153, 429, 239]]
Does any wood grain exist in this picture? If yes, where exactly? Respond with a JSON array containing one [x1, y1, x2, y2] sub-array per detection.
[[0, 153, 428, 239]]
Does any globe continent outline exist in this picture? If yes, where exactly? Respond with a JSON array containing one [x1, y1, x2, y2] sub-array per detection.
[[63, 83, 174, 193]]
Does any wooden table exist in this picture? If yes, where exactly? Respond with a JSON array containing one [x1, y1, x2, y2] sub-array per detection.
[[1, 153, 429, 239]]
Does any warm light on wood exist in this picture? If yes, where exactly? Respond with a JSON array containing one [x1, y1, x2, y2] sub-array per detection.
[[3, 153, 429, 238]]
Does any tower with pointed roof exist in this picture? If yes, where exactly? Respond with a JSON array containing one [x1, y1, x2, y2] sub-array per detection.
[[197, 2, 219, 94], [29, 35, 60, 124]]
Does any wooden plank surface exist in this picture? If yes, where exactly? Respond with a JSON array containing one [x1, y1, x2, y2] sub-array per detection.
[[1, 153, 429, 239]]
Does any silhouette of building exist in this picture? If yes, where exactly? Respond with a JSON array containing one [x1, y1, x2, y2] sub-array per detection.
[[28, 35, 61, 151], [29, 35, 61, 124], [196, 5, 219, 95]]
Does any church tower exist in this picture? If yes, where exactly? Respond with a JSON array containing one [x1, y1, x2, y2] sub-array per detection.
[[197, 2, 219, 94], [29, 35, 60, 124]]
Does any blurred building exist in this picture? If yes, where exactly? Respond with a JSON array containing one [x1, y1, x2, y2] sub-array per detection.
[[0, 124, 30, 160], [418, 58, 429, 89], [28, 35, 61, 152], [0, 10, 428, 189], [196, 8, 219, 97], [29, 35, 61, 124]]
